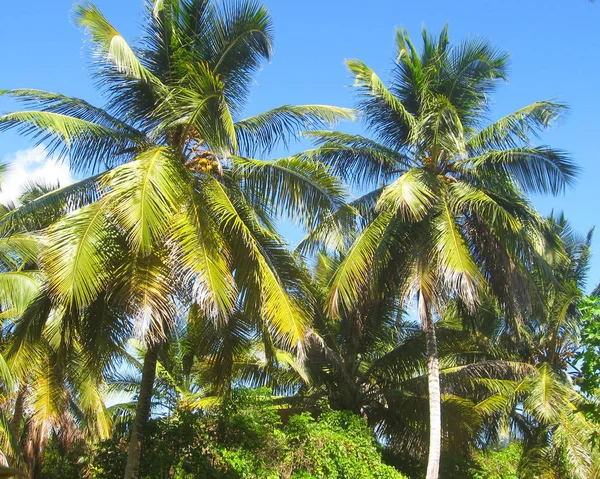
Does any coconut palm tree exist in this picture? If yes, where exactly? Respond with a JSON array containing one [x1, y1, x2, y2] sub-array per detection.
[[0, 2, 353, 476], [0, 182, 121, 478], [507, 215, 597, 478], [299, 26, 576, 479]]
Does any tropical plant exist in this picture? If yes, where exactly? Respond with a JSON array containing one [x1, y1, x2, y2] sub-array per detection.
[[506, 215, 598, 478], [89, 388, 406, 479], [299, 26, 575, 479], [0, 182, 121, 478], [0, 1, 353, 477]]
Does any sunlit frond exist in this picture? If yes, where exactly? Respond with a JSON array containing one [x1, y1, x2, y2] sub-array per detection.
[[102, 147, 187, 254], [42, 200, 124, 308], [233, 155, 347, 230], [235, 105, 354, 155]]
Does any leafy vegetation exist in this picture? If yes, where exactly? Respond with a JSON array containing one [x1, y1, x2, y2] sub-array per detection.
[[41, 389, 404, 479], [0, 1, 598, 479]]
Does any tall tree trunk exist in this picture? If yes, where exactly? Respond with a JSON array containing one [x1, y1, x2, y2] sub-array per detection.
[[419, 290, 441, 479], [11, 382, 27, 447], [123, 342, 159, 479]]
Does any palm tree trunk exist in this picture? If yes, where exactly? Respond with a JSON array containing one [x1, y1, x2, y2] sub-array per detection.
[[123, 342, 159, 479], [419, 290, 441, 479], [11, 382, 27, 445]]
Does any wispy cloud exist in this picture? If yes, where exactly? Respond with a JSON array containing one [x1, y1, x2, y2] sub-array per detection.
[[0, 147, 73, 204]]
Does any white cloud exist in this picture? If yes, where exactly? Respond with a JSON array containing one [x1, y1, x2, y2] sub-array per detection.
[[0, 146, 73, 204]]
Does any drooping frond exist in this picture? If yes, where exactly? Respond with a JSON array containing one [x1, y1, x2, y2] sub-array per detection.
[[200, 176, 309, 348], [327, 211, 394, 316], [0, 89, 145, 140], [102, 147, 187, 254], [465, 147, 578, 195], [0, 174, 104, 234], [0, 111, 140, 173], [42, 200, 124, 309], [467, 101, 567, 152], [169, 192, 237, 319], [432, 198, 484, 307], [233, 155, 347, 230], [234, 105, 355, 155], [0, 271, 43, 318]]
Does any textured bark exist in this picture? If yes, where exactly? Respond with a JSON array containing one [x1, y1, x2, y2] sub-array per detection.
[[11, 382, 27, 446], [123, 343, 158, 479], [419, 291, 441, 479]]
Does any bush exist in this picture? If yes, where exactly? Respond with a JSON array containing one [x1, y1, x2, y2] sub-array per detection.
[[471, 442, 521, 479], [85, 388, 406, 479]]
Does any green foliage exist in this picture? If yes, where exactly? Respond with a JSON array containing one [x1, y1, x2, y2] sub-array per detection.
[[40, 440, 85, 479], [578, 296, 600, 396], [87, 389, 406, 479], [471, 443, 521, 479], [285, 411, 402, 479]]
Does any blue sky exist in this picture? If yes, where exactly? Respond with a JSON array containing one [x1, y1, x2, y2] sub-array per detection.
[[1, 0, 599, 290]]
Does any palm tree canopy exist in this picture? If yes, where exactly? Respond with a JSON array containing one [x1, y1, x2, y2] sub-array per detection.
[[0, 0, 355, 349], [299, 26, 575, 320]]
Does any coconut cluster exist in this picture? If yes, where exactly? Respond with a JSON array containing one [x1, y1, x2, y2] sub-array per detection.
[[185, 129, 223, 175], [189, 151, 222, 174]]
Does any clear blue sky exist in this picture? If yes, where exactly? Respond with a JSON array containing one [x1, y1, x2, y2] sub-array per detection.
[[1, 0, 599, 290]]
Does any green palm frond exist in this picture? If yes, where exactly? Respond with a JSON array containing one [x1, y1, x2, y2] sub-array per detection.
[[170, 194, 237, 319], [235, 105, 355, 155], [0, 174, 104, 234], [346, 59, 417, 148], [327, 211, 394, 316], [0, 234, 42, 268], [432, 199, 484, 306], [74, 2, 162, 85], [201, 177, 309, 347], [465, 147, 577, 195], [102, 147, 187, 254], [42, 200, 124, 308], [0, 111, 140, 173], [0, 89, 145, 139], [206, 0, 274, 110], [152, 61, 237, 153], [0, 271, 43, 317], [297, 188, 383, 255], [377, 168, 439, 220], [467, 101, 567, 152], [301, 131, 410, 188], [447, 181, 523, 234], [111, 252, 179, 337], [233, 155, 347, 230]]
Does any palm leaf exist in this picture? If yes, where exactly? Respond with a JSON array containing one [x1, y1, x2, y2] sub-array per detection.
[[235, 105, 354, 155], [233, 155, 347, 230]]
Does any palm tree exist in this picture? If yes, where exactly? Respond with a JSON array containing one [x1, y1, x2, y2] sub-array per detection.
[[300, 27, 575, 479], [507, 215, 597, 477], [0, 183, 120, 478], [0, 1, 352, 477]]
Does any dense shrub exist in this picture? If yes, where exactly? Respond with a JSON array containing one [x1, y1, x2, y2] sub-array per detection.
[[83, 388, 406, 479], [471, 443, 521, 479]]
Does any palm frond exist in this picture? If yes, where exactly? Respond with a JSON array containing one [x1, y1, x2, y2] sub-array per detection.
[[327, 211, 394, 316], [0, 111, 140, 173], [467, 101, 567, 152], [235, 105, 354, 155], [233, 155, 347, 230], [74, 2, 162, 84], [465, 147, 577, 195], [42, 200, 124, 308], [102, 147, 187, 254]]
